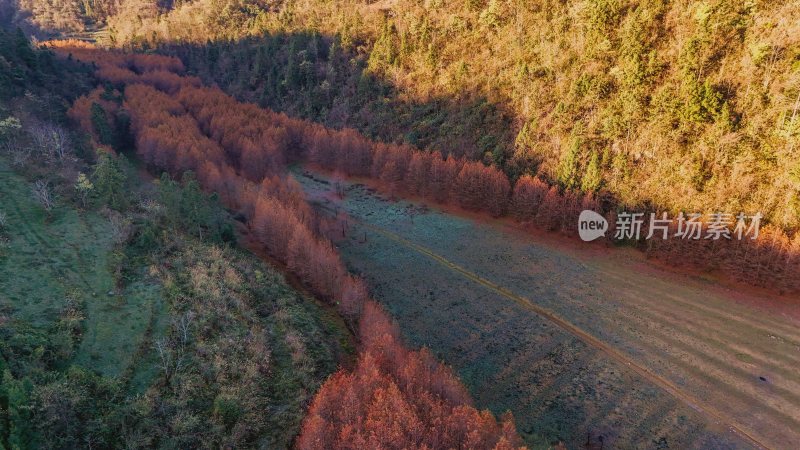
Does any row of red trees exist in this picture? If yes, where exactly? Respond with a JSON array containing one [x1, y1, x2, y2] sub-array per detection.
[[61, 47, 526, 448], [645, 220, 800, 292], [46, 41, 200, 93], [45, 40, 187, 73], [298, 302, 524, 450], [58, 45, 591, 227], [303, 101, 800, 292], [63, 45, 800, 293], [307, 127, 515, 217], [123, 84, 227, 174], [176, 86, 306, 177]]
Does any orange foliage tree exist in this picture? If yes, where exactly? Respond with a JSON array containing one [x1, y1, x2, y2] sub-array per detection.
[[297, 301, 525, 450]]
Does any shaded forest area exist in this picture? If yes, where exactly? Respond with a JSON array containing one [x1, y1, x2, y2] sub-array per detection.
[[168, 32, 517, 169], [55, 43, 528, 449]]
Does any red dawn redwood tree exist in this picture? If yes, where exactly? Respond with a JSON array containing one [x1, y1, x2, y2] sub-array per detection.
[[405, 151, 431, 196], [371, 143, 391, 179], [251, 196, 300, 261], [336, 128, 373, 176], [535, 186, 562, 231], [511, 175, 548, 222], [558, 189, 583, 235], [485, 167, 511, 217], [297, 301, 526, 450], [427, 153, 463, 204], [456, 161, 487, 211]]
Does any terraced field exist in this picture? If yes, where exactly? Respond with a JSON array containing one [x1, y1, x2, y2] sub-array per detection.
[[295, 168, 800, 449]]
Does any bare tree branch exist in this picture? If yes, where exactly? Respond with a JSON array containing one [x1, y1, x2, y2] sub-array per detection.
[[172, 311, 194, 346], [30, 122, 72, 161], [2, 138, 31, 167], [32, 179, 55, 212], [108, 211, 133, 245]]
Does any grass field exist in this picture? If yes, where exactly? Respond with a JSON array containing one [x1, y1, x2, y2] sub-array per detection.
[[295, 168, 800, 449]]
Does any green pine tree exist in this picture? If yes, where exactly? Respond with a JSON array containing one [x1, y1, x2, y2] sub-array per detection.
[[92, 151, 127, 209], [557, 137, 581, 190], [14, 28, 35, 70], [2, 370, 36, 450], [158, 172, 181, 227], [180, 171, 212, 240], [90, 102, 114, 146], [581, 151, 603, 193]]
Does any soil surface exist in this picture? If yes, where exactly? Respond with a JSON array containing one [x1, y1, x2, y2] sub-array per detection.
[[296, 168, 800, 450]]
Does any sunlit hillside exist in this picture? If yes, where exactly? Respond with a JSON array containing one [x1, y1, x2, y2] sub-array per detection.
[[21, 0, 798, 231]]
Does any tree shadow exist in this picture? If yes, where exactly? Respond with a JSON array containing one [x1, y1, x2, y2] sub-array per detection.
[[158, 31, 535, 179]]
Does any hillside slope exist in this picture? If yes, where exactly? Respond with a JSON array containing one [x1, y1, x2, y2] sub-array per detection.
[[0, 130, 349, 449], [0, 30, 349, 448], [54, 0, 800, 232]]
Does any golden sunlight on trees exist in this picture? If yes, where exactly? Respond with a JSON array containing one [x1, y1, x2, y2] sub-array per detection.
[[58, 41, 800, 293], [297, 303, 525, 450], [80, 0, 800, 237]]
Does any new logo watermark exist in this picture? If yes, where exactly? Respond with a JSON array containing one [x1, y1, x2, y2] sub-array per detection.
[[578, 210, 609, 242], [578, 211, 763, 242]]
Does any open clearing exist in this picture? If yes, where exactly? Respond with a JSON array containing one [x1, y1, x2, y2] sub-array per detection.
[[296, 168, 800, 449]]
